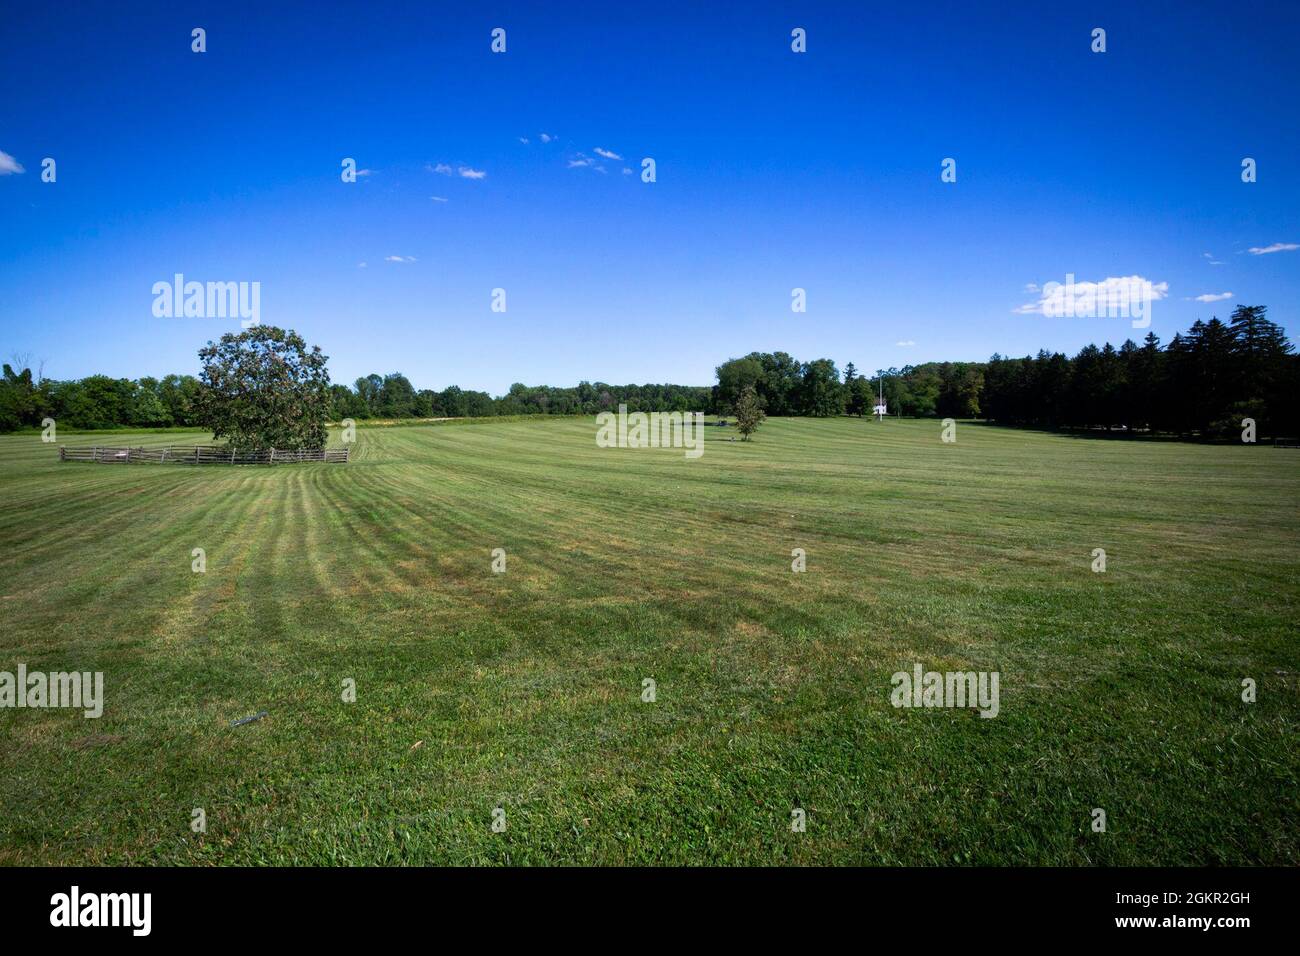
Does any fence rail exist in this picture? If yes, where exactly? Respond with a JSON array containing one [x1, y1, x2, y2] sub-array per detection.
[[59, 445, 349, 465]]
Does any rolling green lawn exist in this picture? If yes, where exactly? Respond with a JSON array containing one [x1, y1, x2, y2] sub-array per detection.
[[0, 417, 1296, 865]]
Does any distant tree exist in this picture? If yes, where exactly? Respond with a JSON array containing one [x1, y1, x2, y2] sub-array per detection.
[[799, 358, 844, 417], [378, 373, 418, 418], [756, 351, 802, 414], [1230, 304, 1294, 434], [847, 376, 873, 417], [0, 364, 38, 431], [906, 369, 932, 415], [462, 389, 496, 417], [196, 326, 331, 449], [129, 378, 169, 427], [159, 374, 201, 426], [439, 384, 467, 417], [1124, 334, 1162, 430], [936, 362, 982, 419], [733, 384, 766, 440], [843, 363, 866, 416], [60, 375, 132, 429], [1192, 318, 1239, 435], [715, 357, 766, 413], [352, 374, 382, 416], [1230, 304, 1290, 361]]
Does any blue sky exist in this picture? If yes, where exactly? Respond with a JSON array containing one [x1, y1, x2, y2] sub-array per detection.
[[2, 1, 1297, 392]]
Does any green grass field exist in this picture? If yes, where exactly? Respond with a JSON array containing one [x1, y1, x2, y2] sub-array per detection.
[[1, 417, 1296, 865]]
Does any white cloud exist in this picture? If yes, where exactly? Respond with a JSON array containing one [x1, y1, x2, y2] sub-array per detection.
[[1023, 282, 1039, 293], [622, 167, 633, 175], [357, 262, 367, 269], [384, 255, 417, 263], [896, 340, 916, 347], [1203, 252, 1224, 265], [594, 147, 622, 160], [540, 133, 554, 143], [567, 155, 594, 168], [356, 168, 373, 178], [428, 162, 484, 179], [1191, 292, 1233, 302], [518, 137, 530, 145], [1014, 275, 1169, 316], [1247, 242, 1298, 255], [0, 150, 24, 175], [430, 196, 448, 203]]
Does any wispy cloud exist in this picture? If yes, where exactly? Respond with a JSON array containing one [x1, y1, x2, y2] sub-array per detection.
[[1247, 242, 1298, 255], [622, 167, 633, 175], [430, 196, 448, 203], [896, 340, 916, 347], [384, 255, 417, 263], [1190, 292, 1233, 303], [0, 150, 24, 175], [594, 147, 622, 160], [357, 262, 367, 269], [427, 162, 485, 180], [355, 168, 373, 178], [518, 137, 530, 145], [567, 154, 595, 168], [1203, 252, 1224, 265], [1014, 275, 1169, 315], [539, 132, 554, 143]]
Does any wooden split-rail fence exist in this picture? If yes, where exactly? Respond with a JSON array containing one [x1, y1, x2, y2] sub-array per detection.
[[59, 444, 349, 465]]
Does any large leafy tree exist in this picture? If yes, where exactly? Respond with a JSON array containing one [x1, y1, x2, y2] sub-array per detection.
[[196, 326, 331, 449], [714, 356, 765, 413], [753, 351, 801, 415], [799, 358, 844, 417]]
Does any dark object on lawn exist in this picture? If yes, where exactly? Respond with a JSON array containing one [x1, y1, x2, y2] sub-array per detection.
[[716, 419, 728, 426], [231, 710, 268, 727]]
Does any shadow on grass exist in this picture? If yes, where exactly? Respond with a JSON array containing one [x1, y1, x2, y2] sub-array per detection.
[[963, 419, 1293, 446]]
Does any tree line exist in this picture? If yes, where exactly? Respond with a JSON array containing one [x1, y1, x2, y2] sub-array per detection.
[[712, 304, 1296, 437], [329, 376, 712, 421], [713, 352, 984, 420], [0, 368, 204, 431], [3, 303, 1294, 438], [982, 306, 1296, 437], [0, 362, 713, 431]]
